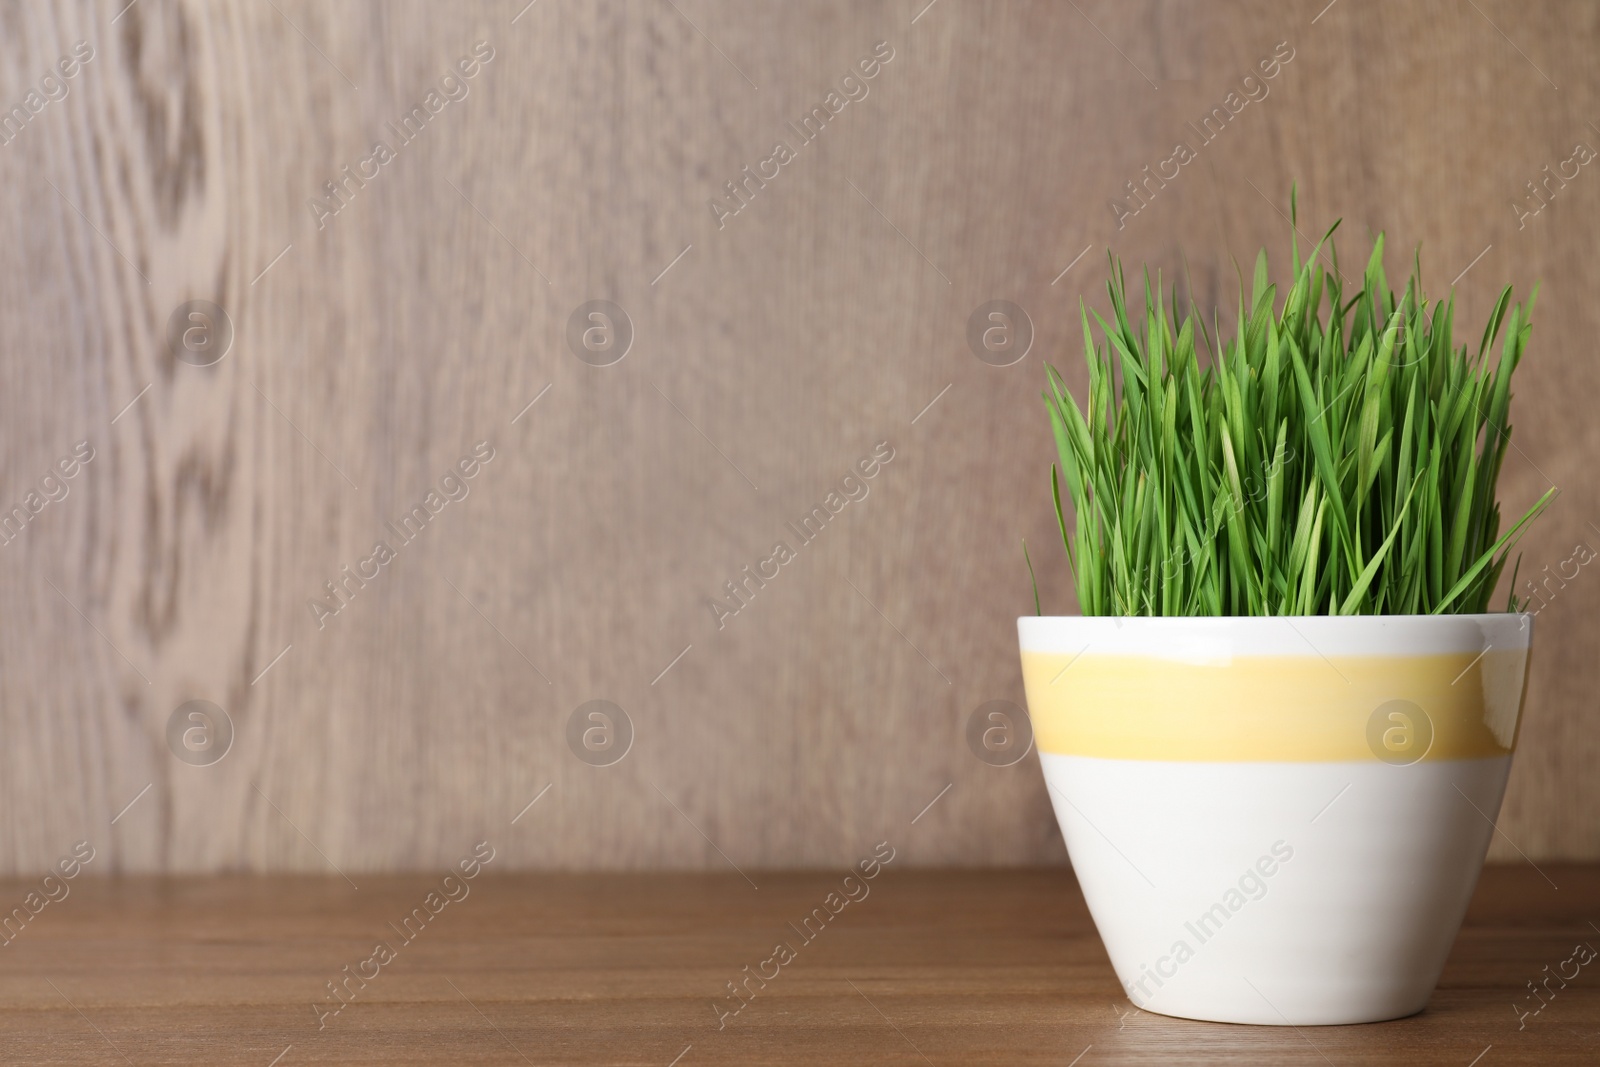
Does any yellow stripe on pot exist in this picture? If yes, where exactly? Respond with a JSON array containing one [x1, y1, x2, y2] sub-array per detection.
[[1019, 649, 1526, 762]]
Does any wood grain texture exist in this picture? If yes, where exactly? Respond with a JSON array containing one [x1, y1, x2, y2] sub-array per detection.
[[0, 866, 1595, 1064], [0, 0, 1598, 874]]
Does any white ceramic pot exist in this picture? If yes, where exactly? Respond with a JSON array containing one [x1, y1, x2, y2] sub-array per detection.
[[1017, 613, 1532, 1026]]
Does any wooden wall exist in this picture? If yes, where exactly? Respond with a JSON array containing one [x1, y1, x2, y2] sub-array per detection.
[[1, 0, 1596, 874]]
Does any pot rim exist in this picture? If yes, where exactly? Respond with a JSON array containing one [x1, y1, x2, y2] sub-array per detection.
[[1017, 612, 1533, 658]]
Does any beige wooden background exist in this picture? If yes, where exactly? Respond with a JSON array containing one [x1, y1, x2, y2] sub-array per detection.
[[1, 0, 1595, 874]]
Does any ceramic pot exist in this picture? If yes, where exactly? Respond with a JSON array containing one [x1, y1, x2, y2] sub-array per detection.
[[1017, 613, 1532, 1025]]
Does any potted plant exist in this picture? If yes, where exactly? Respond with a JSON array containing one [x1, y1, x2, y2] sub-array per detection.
[[1020, 196, 1553, 1026]]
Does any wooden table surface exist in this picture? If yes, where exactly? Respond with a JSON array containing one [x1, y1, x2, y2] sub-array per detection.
[[0, 865, 1594, 1065]]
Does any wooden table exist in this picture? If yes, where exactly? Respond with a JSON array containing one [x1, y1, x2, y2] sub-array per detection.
[[0, 866, 1593, 1065]]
